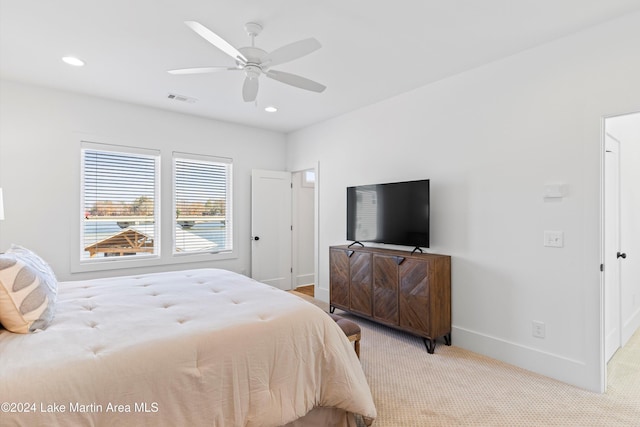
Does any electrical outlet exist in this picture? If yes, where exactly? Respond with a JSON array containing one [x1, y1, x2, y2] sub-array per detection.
[[532, 321, 546, 339], [544, 231, 564, 248]]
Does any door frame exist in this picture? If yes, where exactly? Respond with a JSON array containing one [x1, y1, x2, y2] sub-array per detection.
[[292, 162, 320, 298], [600, 114, 614, 392], [291, 168, 317, 290]]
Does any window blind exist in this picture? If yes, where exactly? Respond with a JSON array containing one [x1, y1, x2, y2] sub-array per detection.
[[173, 153, 233, 254], [81, 145, 159, 260]]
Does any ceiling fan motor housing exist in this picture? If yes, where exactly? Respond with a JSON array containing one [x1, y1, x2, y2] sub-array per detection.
[[238, 47, 268, 68]]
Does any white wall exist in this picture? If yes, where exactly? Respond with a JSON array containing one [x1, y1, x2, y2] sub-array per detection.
[[286, 12, 640, 392], [0, 80, 287, 281]]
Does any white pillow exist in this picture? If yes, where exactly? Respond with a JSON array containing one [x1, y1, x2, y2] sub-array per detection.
[[0, 248, 57, 333]]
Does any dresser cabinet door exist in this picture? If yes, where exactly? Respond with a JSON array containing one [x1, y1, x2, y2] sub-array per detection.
[[349, 251, 372, 316], [373, 254, 400, 325], [398, 258, 430, 334], [329, 249, 350, 309]]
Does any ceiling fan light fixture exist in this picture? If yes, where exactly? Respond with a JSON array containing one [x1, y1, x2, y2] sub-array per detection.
[[62, 56, 85, 67], [244, 65, 261, 79]]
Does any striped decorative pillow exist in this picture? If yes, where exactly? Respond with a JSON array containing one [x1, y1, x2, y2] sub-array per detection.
[[0, 252, 57, 333]]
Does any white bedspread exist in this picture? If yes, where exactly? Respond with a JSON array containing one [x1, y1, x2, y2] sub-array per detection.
[[0, 268, 376, 426]]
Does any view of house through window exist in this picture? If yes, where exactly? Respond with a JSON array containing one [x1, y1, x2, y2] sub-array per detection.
[[173, 153, 233, 254], [81, 143, 160, 261]]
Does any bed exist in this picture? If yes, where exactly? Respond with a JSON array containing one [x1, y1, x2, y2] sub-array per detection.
[[0, 267, 376, 426]]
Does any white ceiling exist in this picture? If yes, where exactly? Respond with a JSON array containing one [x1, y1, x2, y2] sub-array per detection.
[[1, 1, 639, 134]]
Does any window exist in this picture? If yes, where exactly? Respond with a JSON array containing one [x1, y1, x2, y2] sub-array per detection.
[[173, 152, 233, 255], [81, 143, 160, 262], [302, 169, 316, 187]]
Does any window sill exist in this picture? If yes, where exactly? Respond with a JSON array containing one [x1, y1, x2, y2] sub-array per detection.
[[69, 250, 237, 274]]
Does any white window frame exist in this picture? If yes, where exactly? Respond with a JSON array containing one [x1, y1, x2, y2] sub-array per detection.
[[74, 141, 161, 271], [172, 152, 233, 257]]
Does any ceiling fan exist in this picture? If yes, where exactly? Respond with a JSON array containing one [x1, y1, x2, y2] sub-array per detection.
[[168, 21, 326, 102]]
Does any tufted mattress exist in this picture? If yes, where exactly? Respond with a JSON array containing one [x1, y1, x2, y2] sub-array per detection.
[[0, 268, 376, 426]]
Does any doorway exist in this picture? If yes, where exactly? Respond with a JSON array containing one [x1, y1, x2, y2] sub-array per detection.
[[602, 111, 640, 389], [292, 169, 316, 293]]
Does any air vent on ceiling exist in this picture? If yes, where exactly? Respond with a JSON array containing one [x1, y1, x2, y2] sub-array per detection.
[[167, 93, 197, 103]]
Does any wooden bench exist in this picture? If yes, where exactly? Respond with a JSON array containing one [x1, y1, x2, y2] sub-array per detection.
[[328, 313, 361, 358]]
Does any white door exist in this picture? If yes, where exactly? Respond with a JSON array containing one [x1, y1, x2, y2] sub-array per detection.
[[251, 169, 292, 290], [604, 135, 621, 362]]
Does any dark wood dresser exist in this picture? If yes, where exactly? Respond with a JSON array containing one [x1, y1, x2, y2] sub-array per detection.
[[329, 245, 451, 353]]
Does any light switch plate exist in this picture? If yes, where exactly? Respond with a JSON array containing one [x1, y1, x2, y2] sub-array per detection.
[[544, 184, 566, 198]]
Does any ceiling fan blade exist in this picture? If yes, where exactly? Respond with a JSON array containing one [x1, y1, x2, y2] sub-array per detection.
[[184, 21, 247, 64], [264, 38, 321, 67], [265, 70, 326, 93], [242, 76, 259, 102], [168, 66, 239, 75]]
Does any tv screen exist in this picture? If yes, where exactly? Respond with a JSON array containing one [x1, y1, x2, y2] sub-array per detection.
[[347, 179, 430, 248]]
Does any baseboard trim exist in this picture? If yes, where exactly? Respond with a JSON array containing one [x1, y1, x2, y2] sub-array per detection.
[[623, 307, 640, 345], [452, 325, 594, 390], [315, 287, 330, 304], [295, 273, 314, 287]]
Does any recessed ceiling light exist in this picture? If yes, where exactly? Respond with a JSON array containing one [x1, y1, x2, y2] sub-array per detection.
[[265, 106, 278, 113], [62, 56, 85, 67]]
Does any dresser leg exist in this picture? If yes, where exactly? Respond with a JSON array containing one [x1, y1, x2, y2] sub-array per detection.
[[423, 338, 435, 354], [444, 332, 451, 346]]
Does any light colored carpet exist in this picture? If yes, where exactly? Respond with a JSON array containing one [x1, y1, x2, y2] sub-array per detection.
[[291, 291, 640, 426]]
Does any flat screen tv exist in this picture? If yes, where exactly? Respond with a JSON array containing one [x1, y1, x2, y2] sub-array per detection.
[[347, 179, 429, 250]]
